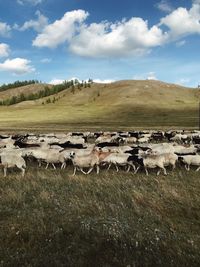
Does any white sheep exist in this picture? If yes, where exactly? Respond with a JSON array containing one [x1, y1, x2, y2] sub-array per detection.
[[69, 150, 99, 175], [0, 151, 26, 177], [179, 155, 200, 171]]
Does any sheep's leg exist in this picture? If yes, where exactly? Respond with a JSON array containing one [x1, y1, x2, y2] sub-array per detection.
[[115, 164, 119, 172], [45, 163, 49, 169], [73, 166, 76, 176], [61, 162, 66, 169], [196, 166, 200, 172], [184, 164, 187, 171], [38, 160, 42, 167], [52, 163, 56, 170], [130, 162, 136, 172], [4, 167, 7, 177], [163, 167, 167, 175], [157, 169, 161, 176], [21, 167, 25, 177], [107, 163, 112, 171], [126, 165, 131, 173], [134, 166, 140, 174], [80, 168, 87, 174], [145, 168, 149, 176], [87, 167, 93, 174], [96, 165, 100, 174], [185, 164, 190, 171]]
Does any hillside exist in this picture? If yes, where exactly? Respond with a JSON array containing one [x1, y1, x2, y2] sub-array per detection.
[[0, 83, 53, 100], [0, 80, 199, 132]]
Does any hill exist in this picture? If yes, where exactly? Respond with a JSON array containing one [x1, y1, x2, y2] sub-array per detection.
[[0, 83, 53, 100], [0, 80, 199, 132]]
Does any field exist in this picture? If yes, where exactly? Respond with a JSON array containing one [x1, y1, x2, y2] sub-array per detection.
[[0, 80, 200, 266], [0, 163, 200, 267], [0, 80, 200, 132]]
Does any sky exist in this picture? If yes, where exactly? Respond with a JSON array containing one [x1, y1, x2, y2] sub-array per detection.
[[0, 0, 200, 87]]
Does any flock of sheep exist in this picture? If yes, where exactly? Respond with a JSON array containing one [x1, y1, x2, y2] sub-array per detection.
[[0, 130, 200, 177]]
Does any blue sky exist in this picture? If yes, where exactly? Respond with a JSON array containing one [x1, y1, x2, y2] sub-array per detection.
[[0, 0, 200, 87]]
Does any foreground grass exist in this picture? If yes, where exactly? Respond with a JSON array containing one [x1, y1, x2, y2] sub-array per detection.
[[0, 164, 200, 267]]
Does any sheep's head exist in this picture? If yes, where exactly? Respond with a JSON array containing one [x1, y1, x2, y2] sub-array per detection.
[[69, 151, 75, 159]]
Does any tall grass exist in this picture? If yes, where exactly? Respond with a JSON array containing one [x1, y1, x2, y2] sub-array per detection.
[[0, 162, 199, 267]]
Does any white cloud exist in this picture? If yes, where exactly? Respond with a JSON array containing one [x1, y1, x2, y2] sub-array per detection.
[[133, 72, 158, 80], [0, 22, 11, 37], [17, 0, 43, 5], [41, 58, 52, 63], [31, 1, 200, 58], [160, 2, 200, 39], [147, 72, 158, 80], [0, 58, 35, 75], [69, 18, 168, 58], [176, 40, 186, 47], [49, 79, 65, 85], [176, 78, 191, 85], [0, 43, 10, 58], [49, 77, 84, 85], [93, 79, 115, 84], [155, 0, 173, 13], [16, 11, 48, 32], [33, 10, 89, 48]]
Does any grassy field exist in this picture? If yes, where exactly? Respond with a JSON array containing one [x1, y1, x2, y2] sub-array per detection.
[[0, 163, 200, 267], [0, 80, 200, 132]]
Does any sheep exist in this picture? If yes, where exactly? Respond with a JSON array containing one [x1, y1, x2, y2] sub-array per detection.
[[179, 155, 200, 171], [101, 152, 135, 172], [0, 151, 26, 177], [152, 152, 178, 175], [128, 154, 167, 176], [124, 137, 137, 144], [28, 148, 71, 169], [69, 149, 100, 175]]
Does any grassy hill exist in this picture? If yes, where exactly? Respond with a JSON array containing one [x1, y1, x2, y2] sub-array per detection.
[[0, 83, 52, 100], [0, 80, 199, 132]]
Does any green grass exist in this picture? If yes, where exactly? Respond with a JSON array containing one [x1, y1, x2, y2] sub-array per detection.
[[0, 80, 199, 132], [0, 163, 200, 267]]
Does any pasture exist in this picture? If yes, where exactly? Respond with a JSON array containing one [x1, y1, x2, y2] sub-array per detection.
[[0, 163, 200, 267], [0, 80, 199, 132]]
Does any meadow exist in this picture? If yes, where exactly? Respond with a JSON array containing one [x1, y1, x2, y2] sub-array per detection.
[[0, 80, 200, 266], [0, 80, 199, 132], [0, 163, 200, 267]]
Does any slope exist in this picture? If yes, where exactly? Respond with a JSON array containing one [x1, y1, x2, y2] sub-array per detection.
[[0, 80, 199, 132]]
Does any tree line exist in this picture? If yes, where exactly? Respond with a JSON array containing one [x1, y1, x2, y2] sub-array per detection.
[[0, 79, 93, 106], [0, 80, 40, 92]]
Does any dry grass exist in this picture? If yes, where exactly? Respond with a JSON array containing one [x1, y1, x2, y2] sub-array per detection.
[[0, 162, 200, 267], [0, 80, 200, 132]]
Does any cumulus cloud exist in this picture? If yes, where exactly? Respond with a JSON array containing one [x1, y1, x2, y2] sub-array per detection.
[[0, 43, 10, 58], [160, 2, 200, 39], [16, 11, 48, 32], [0, 22, 11, 37], [31, 1, 200, 58], [155, 0, 173, 13], [17, 0, 43, 5], [33, 10, 89, 48], [0, 58, 35, 75], [69, 18, 168, 58]]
